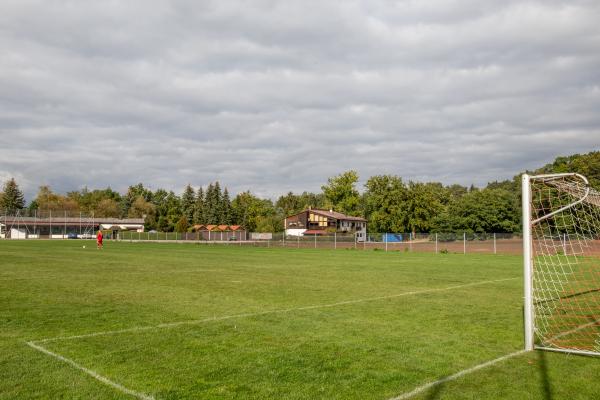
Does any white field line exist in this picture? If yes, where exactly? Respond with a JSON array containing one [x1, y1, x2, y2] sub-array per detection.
[[0, 269, 223, 280], [33, 277, 517, 344], [390, 316, 600, 400], [0, 270, 223, 282], [389, 350, 528, 400], [26, 341, 154, 400]]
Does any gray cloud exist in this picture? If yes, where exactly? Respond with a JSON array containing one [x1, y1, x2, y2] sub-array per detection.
[[1, 0, 599, 200]]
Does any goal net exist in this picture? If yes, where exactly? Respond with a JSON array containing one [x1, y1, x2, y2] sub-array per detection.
[[523, 173, 600, 356]]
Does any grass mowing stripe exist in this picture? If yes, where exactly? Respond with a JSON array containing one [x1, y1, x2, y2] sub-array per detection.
[[26, 341, 155, 400], [32, 277, 518, 344], [389, 350, 528, 400]]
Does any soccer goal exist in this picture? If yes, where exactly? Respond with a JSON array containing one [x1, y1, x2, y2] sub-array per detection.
[[523, 173, 600, 356]]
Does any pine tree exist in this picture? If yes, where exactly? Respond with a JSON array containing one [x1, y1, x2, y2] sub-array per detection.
[[222, 188, 233, 224], [121, 183, 152, 217], [203, 182, 224, 224], [213, 181, 223, 224], [193, 187, 205, 224], [204, 183, 215, 224], [0, 178, 25, 214], [181, 184, 196, 224]]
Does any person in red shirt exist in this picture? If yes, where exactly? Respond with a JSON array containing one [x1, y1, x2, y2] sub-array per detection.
[[96, 230, 103, 249]]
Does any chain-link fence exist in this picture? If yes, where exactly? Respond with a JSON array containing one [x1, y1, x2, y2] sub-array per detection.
[[116, 231, 524, 255], [270, 232, 523, 254]]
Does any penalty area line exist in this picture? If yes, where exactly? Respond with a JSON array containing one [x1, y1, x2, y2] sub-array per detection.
[[26, 341, 155, 400], [33, 277, 518, 344], [388, 350, 528, 400]]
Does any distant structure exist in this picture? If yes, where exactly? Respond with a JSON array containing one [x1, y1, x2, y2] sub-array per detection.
[[191, 224, 247, 241], [0, 213, 144, 239], [284, 208, 367, 241]]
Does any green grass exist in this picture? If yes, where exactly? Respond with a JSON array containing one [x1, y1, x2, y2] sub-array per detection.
[[1, 240, 600, 399]]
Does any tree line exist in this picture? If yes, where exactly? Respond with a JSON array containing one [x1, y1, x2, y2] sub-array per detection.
[[1, 151, 598, 233]]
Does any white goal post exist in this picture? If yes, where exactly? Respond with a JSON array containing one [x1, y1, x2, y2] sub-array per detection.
[[523, 173, 600, 356]]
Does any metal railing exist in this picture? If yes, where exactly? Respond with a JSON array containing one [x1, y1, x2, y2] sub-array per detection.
[[114, 231, 525, 255]]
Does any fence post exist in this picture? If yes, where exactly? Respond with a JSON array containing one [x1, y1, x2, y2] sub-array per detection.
[[297, 235, 300, 248], [494, 233, 497, 254], [334, 232, 337, 250], [409, 232, 413, 252], [463, 232, 466, 254], [385, 233, 388, 252], [355, 232, 357, 250], [563, 233, 567, 255], [63, 211, 66, 239], [314, 233, 317, 249], [435, 233, 438, 254]]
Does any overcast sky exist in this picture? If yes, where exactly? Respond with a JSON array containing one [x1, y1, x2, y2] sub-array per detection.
[[1, 0, 599, 200]]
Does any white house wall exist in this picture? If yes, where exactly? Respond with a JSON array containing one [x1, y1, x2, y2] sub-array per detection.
[[285, 229, 307, 237], [10, 228, 27, 239]]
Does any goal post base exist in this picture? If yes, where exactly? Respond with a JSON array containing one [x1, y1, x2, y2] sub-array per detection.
[[534, 346, 600, 358]]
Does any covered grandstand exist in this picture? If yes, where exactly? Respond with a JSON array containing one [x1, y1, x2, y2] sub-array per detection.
[[0, 211, 144, 239]]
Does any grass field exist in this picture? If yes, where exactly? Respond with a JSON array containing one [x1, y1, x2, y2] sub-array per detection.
[[1, 241, 600, 399]]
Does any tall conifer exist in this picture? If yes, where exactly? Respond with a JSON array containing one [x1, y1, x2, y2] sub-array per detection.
[[0, 178, 25, 213], [193, 187, 205, 224], [222, 188, 233, 224], [181, 184, 195, 224]]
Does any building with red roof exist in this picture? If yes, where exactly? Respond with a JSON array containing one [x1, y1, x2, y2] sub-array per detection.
[[284, 208, 367, 241], [191, 224, 247, 241]]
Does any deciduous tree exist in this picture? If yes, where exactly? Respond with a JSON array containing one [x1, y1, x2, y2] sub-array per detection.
[[363, 175, 408, 232], [321, 170, 361, 216]]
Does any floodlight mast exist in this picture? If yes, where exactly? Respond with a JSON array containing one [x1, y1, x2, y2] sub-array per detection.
[[522, 173, 534, 351]]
